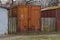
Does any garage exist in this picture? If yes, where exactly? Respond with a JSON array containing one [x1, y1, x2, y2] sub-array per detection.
[[0, 8, 8, 35]]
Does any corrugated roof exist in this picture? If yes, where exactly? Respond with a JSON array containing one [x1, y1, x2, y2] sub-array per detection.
[[41, 6, 60, 11]]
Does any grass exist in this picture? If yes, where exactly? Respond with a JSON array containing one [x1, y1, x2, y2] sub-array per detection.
[[1, 32, 60, 40], [3, 35, 60, 40], [7, 32, 60, 40]]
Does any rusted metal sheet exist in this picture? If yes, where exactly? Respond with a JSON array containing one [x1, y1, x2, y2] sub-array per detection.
[[41, 18, 56, 32], [8, 17, 17, 34], [17, 5, 41, 32], [29, 6, 41, 32], [17, 5, 29, 32]]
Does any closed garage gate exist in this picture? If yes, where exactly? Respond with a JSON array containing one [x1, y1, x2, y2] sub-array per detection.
[[0, 8, 8, 35]]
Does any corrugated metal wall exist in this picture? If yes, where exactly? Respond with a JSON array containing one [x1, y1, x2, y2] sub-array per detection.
[[56, 8, 60, 31], [17, 5, 41, 32], [8, 17, 17, 34], [41, 9, 57, 32], [41, 10, 56, 18], [41, 18, 56, 32]]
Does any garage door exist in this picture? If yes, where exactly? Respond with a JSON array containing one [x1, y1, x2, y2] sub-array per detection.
[[0, 8, 8, 35]]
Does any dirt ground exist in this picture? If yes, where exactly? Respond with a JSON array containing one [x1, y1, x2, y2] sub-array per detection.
[[0, 34, 60, 40]]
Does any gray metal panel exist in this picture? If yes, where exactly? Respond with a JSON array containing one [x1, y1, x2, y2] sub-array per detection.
[[8, 17, 17, 34], [8, 17, 13, 34], [0, 8, 8, 35], [41, 18, 56, 32]]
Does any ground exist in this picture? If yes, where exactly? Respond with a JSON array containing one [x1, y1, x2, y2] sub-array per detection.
[[0, 34, 60, 40]]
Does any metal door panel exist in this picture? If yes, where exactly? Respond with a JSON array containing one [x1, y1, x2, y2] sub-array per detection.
[[0, 8, 8, 35], [41, 18, 56, 32]]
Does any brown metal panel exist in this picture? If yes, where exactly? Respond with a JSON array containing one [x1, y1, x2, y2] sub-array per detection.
[[12, 7, 17, 17], [56, 8, 60, 31], [29, 6, 41, 32], [42, 9, 56, 18], [41, 9, 57, 32], [17, 5, 29, 32], [17, 5, 41, 32], [9, 7, 17, 17]]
